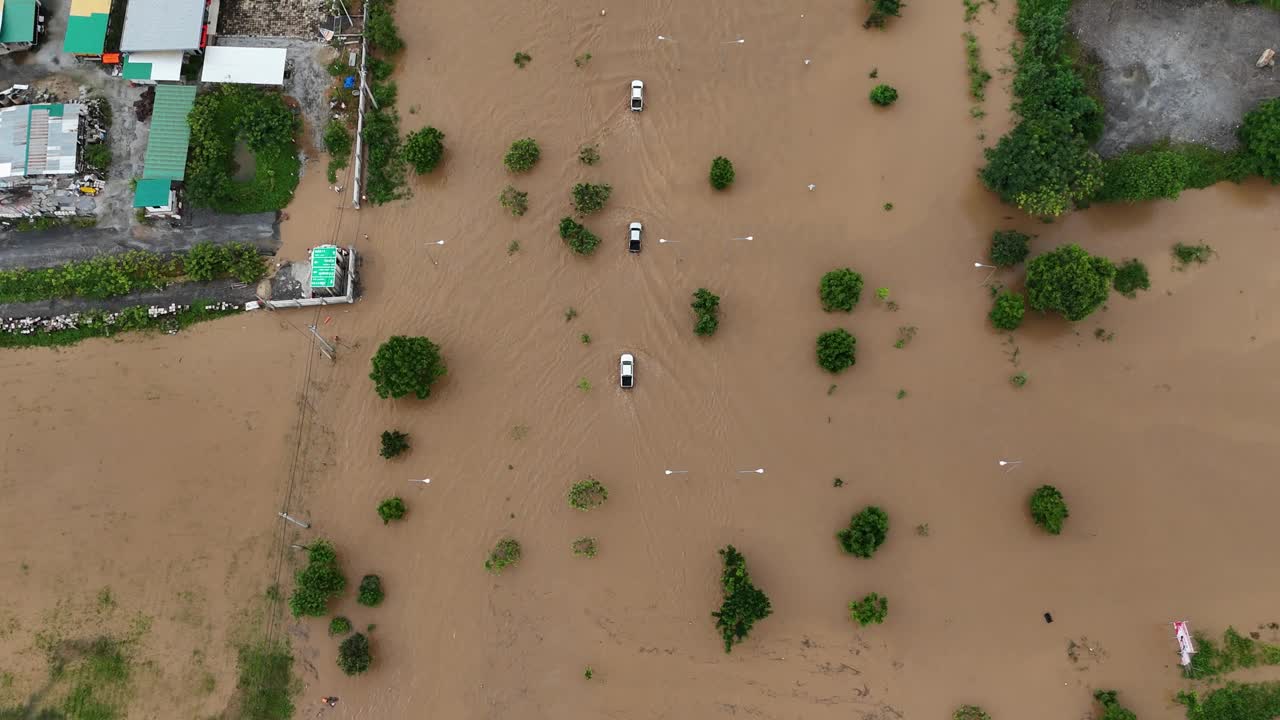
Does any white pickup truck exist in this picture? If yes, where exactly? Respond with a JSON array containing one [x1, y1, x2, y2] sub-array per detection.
[[630, 80, 644, 112], [628, 222, 642, 253], [620, 353, 635, 388]]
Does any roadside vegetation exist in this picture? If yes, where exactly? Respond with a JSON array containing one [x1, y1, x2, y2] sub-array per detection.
[[369, 335, 447, 399], [691, 288, 721, 336], [0, 302, 241, 349], [323, 120, 352, 183], [571, 182, 612, 216], [712, 545, 773, 653], [362, 0, 410, 204], [186, 86, 300, 213], [0, 243, 263, 304], [337, 633, 372, 676]]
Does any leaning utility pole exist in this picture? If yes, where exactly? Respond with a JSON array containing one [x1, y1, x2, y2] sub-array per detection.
[[351, 0, 369, 209]]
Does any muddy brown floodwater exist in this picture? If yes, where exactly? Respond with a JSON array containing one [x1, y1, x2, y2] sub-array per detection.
[[4, 1, 1280, 719]]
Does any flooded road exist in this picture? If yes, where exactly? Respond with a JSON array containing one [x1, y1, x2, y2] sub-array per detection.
[[4, 1, 1280, 719]]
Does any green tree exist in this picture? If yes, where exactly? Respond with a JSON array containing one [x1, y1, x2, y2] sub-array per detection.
[[328, 616, 352, 636], [485, 538, 522, 574], [816, 329, 857, 373], [1094, 690, 1137, 720], [558, 217, 601, 255], [1097, 149, 1191, 202], [323, 121, 352, 159], [989, 290, 1025, 330], [357, 574, 384, 607], [237, 91, 298, 153], [185, 241, 229, 281], [712, 546, 773, 653], [849, 592, 889, 626], [376, 497, 406, 524], [864, 0, 903, 28], [1030, 485, 1069, 535], [1113, 259, 1150, 298], [1241, 97, 1280, 182], [369, 336, 447, 399], [990, 230, 1031, 267], [571, 183, 612, 215], [1025, 244, 1116, 321], [379, 430, 409, 459], [366, 0, 403, 53], [288, 541, 346, 618], [567, 477, 609, 510], [709, 156, 735, 190], [981, 117, 1103, 216], [837, 506, 889, 558], [819, 268, 864, 311], [504, 138, 540, 173], [337, 633, 372, 676], [403, 126, 445, 174], [691, 288, 721, 336], [869, 84, 899, 106]]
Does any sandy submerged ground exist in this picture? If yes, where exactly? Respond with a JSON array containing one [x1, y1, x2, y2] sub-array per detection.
[[4, 0, 1280, 719]]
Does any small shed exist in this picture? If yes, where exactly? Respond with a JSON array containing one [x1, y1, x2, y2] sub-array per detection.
[[132, 177, 171, 208], [122, 50, 184, 82], [200, 46, 288, 85]]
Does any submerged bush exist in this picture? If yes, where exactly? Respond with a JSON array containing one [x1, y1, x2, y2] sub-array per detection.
[[990, 230, 1031, 267], [328, 616, 352, 636], [571, 182, 612, 215], [816, 329, 857, 373], [712, 546, 773, 653], [952, 707, 991, 720], [710, 156, 736, 190], [485, 538, 522, 574], [558, 217, 601, 255], [499, 185, 529, 216], [1030, 485, 1069, 535], [288, 541, 346, 618], [337, 633, 371, 675], [849, 592, 889, 626], [369, 336, 447, 399], [1094, 690, 1137, 720], [1112, 259, 1150, 298], [567, 477, 609, 510], [989, 290, 1025, 330], [864, 0, 903, 28], [837, 506, 889, 558], [869, 84, 899, 107], [379, 430, 409, 459], [820, 268, 864, 312], [504, 138, 540, 173], [692, 288, 721, 336], [357, 574, 384, 607], [1025, 244, 1115, 321], [403, 126, 445, 174], [376, 497, 406, 524]]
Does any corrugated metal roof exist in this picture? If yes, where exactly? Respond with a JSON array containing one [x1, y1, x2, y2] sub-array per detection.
[[200, 46, 288, 86], [64, 12, 110, 55], [120, 0, 204, 51], [0, 104, 82, 180], [141, 85, 197, 181], [0, 0, 37, 44], [133, 178, 172, 207]]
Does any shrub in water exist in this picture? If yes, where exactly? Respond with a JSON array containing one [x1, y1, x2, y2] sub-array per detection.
[[288, 541, 346, 618], [864, 0, 903, 28], [579, 144, 600, 165], [1025, 244, 1115, 321], [692, 288, 721, 336], [849, 592, 889, 626], [712, 545, 773, 653], [989, 290, 1025, 330], [571, 536, 598, 558], [499, 185, 528, 216], [379, 430, 409, 459], [485, 538, 522, 574], [837, 506, 889, 558], [328, 616, 352, 636], [953, 707, 991, 720], [403, 126, 445, 174], [558, 217, 602, 255], [1030, 485, 1069, 535], [567, 477, 609, 511], [990, 230, 1031, 267], [571, 182, 612, 216], [376, 497, 406, 524], [1094, 690, 1137, 720], [819, 268, 864, 312], [816, 329, 857, 374], [357, 574, 384, 607], [337, 633, 371, 676], [709, 156, 735, 190], [1112, 259, 1150, 298], [504, 138, 540, 173], [369, 336, 447, 399], [869, 84, 899, 107]]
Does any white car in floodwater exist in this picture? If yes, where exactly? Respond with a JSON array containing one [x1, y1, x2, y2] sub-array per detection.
[[620, 353, 635, 388], [630, 80, 644, 111], [628, 222, 642, 253]]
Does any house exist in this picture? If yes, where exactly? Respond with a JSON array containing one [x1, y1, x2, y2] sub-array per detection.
[[119, 0, 205, 82], [0, 0, 42, 55], [132, 85, 197, 213], [0, 103, 84, 187], [63, 0, 110, 57]]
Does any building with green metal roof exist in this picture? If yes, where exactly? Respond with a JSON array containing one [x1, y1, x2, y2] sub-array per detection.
[[63, 0, 111, 56], [132, 178, 172, 208], [0, 0, 41, 54], [132, 85, 197, 209]]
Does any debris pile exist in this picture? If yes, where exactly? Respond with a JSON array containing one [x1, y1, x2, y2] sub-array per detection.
[[0, 302, 241, 336]]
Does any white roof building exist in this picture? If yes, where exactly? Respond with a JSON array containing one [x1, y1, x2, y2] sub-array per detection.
[[200, 46, 288, 85]]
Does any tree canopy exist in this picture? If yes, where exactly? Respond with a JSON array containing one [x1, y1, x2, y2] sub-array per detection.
[[369, 336, 447, 399], [712, 546, 773, 653], [1025, 244, 1115, 321]]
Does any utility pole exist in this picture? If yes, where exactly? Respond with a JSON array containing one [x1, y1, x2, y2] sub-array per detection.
[[279, 512, 310, 529], [309, 324, 336, 361]]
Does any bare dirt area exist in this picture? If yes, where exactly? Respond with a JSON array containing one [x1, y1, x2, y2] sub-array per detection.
[[1071, 0, 1280, 155], [3, 1, 1280, 720]]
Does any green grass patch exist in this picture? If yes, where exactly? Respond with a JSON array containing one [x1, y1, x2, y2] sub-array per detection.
[[0, 303, 241, 350], [233, 641, 299, 720], [186, 86, 300, 214], [1178, 682, 1280, 720], [1186, 627, 1280, 679]]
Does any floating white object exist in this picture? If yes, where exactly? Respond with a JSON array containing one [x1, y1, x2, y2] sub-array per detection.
[[736, 468, 765, 474], [807, 184, 816, 191], [804, 59, 811, 65], [664, 469, 688, 475], [1173, 621, 1197, 667], [998, 460, 1022, 469]]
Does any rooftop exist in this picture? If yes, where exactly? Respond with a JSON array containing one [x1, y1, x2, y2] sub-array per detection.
[[64, 0, 112, 55], [0, 0, 39, 45], [120, 0, 205, 52], [132, 178, 172, 208], [200, 46, 288, 85], [140, 85, 197, 181], [0, 104, 84, 180], [123, 50, 184, 82]]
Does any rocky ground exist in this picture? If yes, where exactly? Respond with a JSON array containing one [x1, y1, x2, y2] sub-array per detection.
[[1070, 0, 1280, 156]]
